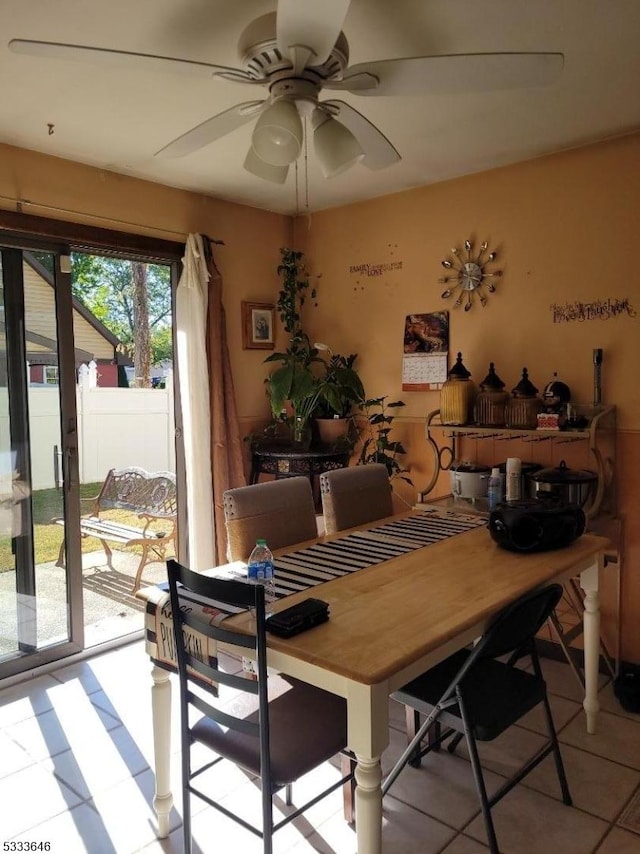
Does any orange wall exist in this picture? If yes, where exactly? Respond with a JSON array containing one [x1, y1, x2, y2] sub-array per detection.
[[295, 132, 640, 661], [0, 142, 291, 419], [2, 136, 639, 661]]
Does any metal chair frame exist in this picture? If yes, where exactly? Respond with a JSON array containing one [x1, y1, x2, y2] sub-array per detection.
[[383, 584, 572, 854], [167, 559, 355, 854]]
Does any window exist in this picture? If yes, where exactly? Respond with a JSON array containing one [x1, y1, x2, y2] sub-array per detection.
[[44, 365, 59, 385]]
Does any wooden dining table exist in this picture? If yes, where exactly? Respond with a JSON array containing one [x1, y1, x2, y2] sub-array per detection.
[[137, 510, 607, 854]]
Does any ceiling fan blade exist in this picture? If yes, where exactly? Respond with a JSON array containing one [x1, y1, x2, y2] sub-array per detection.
[[323, 100, 400, 171], [276, 0, 351, 72], [331, 52, 564, 97], [8, 39, 255, 84], [155, 101, 267, 158]]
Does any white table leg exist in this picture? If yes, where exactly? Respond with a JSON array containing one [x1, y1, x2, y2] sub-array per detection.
[[151, 664, 173, 837], [347, 681, 389, 854], [580, 561, 601, 734], [355, 755, 383, 854]]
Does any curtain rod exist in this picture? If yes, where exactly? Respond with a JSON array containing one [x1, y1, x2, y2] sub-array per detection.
[[0, 194, 225, 245]]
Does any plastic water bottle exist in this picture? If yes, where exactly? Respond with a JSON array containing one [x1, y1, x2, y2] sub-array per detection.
[[247, 539, 275, 615], [488, 467, 503, 512]]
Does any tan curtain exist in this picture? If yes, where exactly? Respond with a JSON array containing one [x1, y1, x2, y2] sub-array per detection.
[[203, 236, 246, 564]]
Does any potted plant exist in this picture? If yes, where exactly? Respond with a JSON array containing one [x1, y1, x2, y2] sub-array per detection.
[[264, 248, 322, 445], [312, 350, 365, 443], [357, 396, 412, 485]]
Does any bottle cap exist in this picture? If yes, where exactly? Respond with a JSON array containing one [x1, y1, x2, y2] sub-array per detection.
[[491, 467, 500, 477], [256, 538, 267, 545], [506, 457, 521, 473]]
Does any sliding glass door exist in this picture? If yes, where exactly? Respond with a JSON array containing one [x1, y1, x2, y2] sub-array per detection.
[[0, 244, 83, 678]]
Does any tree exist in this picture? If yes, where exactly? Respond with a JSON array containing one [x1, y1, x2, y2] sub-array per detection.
[[70, 253, 172, 368], [132, 261, 151, 387]]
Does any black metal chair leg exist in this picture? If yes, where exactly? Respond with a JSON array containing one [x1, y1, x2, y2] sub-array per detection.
[[459, 699, 499, 854], [541, 693, 572, 805], [182, 746, 192, 853], [285, 783, 292, 806], [262, 779, 273, 854]]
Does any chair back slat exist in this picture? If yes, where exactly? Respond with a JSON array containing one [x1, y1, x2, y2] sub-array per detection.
[[179, 614, 256, 652], [190, 692, 261, 739]]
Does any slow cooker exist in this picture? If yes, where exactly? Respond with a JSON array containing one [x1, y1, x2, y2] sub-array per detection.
[[449, 461, 491, 500], [526, 460, 598, 508]]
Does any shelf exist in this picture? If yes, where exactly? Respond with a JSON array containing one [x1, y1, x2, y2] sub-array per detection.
[[420, 405, 616, 520], [426, 404, 615, 440]]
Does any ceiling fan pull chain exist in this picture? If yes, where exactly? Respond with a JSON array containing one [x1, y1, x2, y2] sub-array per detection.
[[304, 117, 310, 212]]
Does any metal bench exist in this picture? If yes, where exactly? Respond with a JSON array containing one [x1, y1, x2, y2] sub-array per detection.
[[56, 467, 177, 592]]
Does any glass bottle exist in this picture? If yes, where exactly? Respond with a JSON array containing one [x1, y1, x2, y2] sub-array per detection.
[[505, 368, 543, 429], [440, 352, 476, 426], [473, 362, 509, 427]]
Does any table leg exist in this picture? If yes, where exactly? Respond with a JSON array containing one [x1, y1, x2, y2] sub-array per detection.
[[347, 681, 388, 854], [579, 561, 601, 734], [151, 664, 173, 838], [355, 755, 383, 854]]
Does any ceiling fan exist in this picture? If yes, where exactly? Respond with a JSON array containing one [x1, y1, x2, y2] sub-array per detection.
[[9, 0, 564, 184]]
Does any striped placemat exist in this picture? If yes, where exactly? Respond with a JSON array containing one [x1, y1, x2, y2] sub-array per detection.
[[145, 509, 486, 670], [270, 510, 485, 598]]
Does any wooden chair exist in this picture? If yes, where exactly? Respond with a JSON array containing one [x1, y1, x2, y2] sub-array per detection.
[[167, 559, 355, 853], [223, 476, 318, 561], [319, 463, 393, 534], [382, 584, 571, 854]]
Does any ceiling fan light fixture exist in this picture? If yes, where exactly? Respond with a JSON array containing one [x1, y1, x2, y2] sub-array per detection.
[[251, 99, 303, 166], [243, 146, 289, 184], [313, 109, 364, 178]]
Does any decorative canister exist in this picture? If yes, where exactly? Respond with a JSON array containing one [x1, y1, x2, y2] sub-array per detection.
[[440, 352, 476, 426], [473, 362, 509, 427], [505, 367, 543, 429]]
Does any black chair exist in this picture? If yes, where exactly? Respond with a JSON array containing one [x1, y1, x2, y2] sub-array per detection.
[[167, 558, 356, 854], [382, 584, 571, 854]]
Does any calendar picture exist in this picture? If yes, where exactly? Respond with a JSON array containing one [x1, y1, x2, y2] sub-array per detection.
[[402, 311, 449, 391]]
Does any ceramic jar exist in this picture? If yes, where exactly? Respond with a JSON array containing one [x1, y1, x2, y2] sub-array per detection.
[[473, 362, 509, 427], [505, 367, 543, 429], [440, 352, 476, 426]]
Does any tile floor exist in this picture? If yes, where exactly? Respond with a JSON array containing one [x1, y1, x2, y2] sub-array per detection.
[[1, 642, 640, 853]]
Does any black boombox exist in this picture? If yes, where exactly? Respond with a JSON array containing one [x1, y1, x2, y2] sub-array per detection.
[[488, 500, 586, 553]]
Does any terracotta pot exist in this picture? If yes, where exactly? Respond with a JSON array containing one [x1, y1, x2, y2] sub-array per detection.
[[315, 417, 349, 444]]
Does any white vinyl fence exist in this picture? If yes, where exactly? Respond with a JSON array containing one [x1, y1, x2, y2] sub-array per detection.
[[27, 381, 176, 490]]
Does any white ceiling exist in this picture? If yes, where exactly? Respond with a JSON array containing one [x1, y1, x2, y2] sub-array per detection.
[[2, 0, 639, 216]]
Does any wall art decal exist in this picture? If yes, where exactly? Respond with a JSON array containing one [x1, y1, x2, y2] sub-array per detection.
[[550, 297, 636, 323]]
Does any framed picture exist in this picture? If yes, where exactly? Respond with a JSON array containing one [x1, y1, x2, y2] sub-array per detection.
[[242, 301, 275, 350]]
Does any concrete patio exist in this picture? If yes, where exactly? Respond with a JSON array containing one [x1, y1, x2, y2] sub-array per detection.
[[0, 548, 169, 659]]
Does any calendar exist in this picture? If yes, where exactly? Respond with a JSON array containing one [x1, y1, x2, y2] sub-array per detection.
[[402, 352, 447, 390], [402, 311, 449, 391]]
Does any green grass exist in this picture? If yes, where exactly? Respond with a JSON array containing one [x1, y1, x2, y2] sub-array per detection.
[[0, 482, 169, 570]]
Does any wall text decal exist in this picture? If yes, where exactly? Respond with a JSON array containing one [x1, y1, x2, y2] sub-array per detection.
[[550, 297, 636, 323], [349, 261, 403, 276]]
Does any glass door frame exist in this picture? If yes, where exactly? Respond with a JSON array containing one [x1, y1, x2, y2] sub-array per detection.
[[0, 236, 84, 678], [0, 211, 186, 680]]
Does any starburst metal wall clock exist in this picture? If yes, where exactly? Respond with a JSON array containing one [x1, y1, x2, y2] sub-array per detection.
[[438, 239, 503, 311]]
